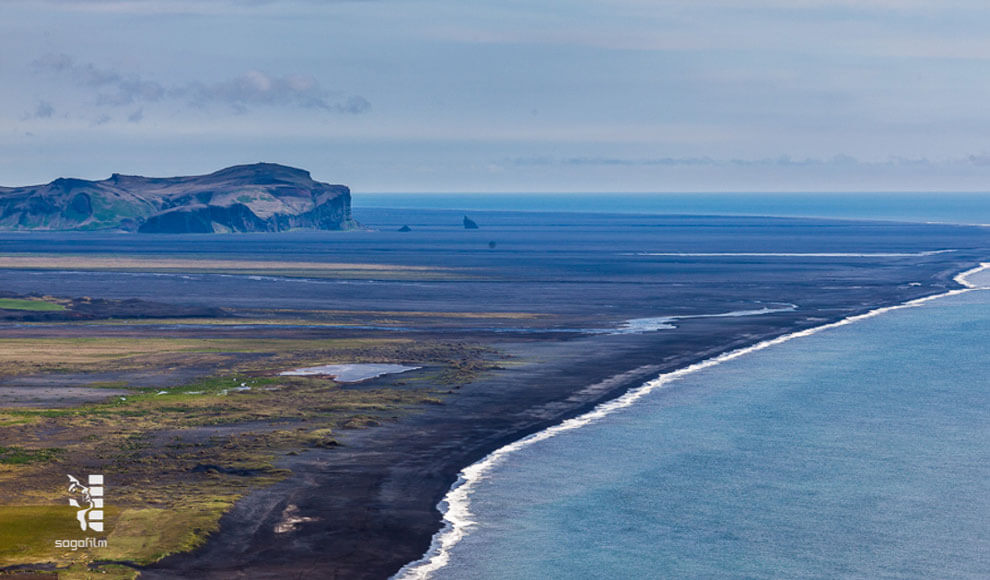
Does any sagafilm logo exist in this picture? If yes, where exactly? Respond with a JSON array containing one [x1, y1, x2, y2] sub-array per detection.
[[67, 474, 104, 532]]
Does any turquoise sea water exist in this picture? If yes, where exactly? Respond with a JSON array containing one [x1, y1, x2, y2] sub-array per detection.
[[425, 288, 990, 579], [356, 193, 990, 226]]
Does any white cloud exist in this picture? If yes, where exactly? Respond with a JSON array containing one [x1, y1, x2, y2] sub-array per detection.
[[29, 53, 370, 122], [15, 0, 369, 15]]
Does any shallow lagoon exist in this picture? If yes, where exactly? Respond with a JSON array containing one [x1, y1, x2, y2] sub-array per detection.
[[279, 363, 420, 382]]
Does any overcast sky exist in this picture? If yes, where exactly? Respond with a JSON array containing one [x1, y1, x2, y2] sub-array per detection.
[[4, 0, 990, 192]]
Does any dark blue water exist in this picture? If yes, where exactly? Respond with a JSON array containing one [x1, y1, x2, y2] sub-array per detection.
[[3, 211, 982, 319], [423, 288, 990, 579], [356, 193, 990, 226]]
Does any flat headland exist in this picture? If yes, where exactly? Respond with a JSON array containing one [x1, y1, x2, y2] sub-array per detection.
[[0, 209, 986, 578]]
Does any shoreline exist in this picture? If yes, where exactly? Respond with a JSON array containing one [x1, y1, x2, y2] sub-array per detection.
[[139, 285, 984, 578], [396, 261, 990, 579], [0, 214, 984, 578], [119, 237, 986, 580], [953, 262, 990, 288]]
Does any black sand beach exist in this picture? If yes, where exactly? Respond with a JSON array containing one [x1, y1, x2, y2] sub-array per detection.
[[139, 293, 975, 579], [0, 210, 987, 578]]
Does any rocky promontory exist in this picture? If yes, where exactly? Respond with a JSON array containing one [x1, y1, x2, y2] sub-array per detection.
[[0, 163, 354, 233]]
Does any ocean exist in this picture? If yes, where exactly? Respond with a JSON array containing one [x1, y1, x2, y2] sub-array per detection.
[[355, 192, 990, 227], [403, 271, 990, 579], [0, 193, 985, 577]]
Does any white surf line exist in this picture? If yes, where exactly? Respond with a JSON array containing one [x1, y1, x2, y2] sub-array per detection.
[[925, 220, 990, 228], [954, 262, 990, 289], [393, 261, 990, 580], [631, 249, 955, 257]]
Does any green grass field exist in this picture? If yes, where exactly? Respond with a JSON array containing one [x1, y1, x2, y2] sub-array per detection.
[[0, 298, 66, 312]]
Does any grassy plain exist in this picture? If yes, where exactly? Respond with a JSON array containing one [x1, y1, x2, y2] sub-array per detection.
[[0, 298, 66, 311], [0, 320, 502, 574], [0, 250, 522, 574]]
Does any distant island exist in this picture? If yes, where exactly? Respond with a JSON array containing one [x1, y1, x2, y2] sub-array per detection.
[[0, 163, 355, 233]]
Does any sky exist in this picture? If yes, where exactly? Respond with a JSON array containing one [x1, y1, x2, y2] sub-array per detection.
[[4, 0, 990, 192]]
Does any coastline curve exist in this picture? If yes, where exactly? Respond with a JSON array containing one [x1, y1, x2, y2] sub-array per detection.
[[393, 261, 990, 580]]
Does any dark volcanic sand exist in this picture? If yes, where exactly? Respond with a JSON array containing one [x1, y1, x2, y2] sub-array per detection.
[[136, 305, 962, 580], [0, 211, 987, 579]]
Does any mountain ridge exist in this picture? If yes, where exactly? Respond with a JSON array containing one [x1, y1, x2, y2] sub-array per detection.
[[0, 163, 354, 233]]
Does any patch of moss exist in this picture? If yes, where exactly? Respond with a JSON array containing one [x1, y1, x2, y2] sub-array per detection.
[[0, 447, 62, 465], [104, 501, 234, 564], [61, 563, 140, 579], [0, 505, 102, 564]]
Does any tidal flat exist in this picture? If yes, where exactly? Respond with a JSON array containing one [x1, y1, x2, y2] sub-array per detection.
[[0, 209, 987, 578]]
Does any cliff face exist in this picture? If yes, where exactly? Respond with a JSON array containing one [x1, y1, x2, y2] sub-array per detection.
[[0, 163, 354, 233]]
